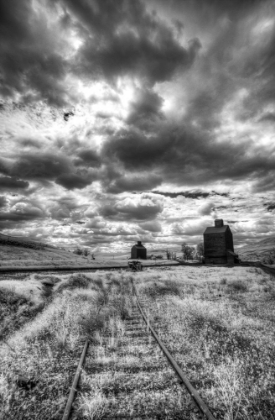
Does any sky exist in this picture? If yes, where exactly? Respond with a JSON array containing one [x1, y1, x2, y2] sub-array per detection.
[[1, 0, 275, 254]]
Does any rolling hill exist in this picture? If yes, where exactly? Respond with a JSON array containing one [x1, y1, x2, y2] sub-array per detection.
[[0, 233, 95, 267], [237, 236, 275, 262]]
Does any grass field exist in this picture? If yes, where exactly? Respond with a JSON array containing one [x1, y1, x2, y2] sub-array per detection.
[[0, 266, 274, 419], [136, 266, 275, 419], [0, 243, 179, 269]]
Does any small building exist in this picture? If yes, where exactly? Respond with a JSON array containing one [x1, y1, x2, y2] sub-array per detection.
[[203, 219, 239, 264], [131, 241, 147, 259]]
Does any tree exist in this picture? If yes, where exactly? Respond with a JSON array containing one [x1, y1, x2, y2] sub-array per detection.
[[73, 247, 83, 255], [83, 248, 90, 257], [181, 243, 195, 260], [181, 242, 187, 257], [196, 242, 204, 260], [186, 246, 195, 260]]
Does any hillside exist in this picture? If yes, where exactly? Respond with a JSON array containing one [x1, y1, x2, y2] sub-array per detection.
[[0, 233, 97, 267], [237, 236, 275, 262], [0, 233, 55, 250], [0, 234, 178, 268]]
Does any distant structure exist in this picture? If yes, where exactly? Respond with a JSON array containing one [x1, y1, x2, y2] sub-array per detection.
[[203, 219, 239, 264], [131, 241, 147, 259]]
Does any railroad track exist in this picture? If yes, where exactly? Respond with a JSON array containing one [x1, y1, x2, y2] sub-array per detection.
[[62, 282, 216, 420], [0, 262, 180, 277], [0, 260, 262, 278]]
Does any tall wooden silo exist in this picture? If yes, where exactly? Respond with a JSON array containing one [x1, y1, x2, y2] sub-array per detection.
[[131, 241, 147, 259], [203, 219, 238, 264]]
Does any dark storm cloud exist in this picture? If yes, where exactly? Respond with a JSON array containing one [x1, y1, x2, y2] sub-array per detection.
[[264, 203, 275, 212], [212, 3, 275, 123], [75, 150, 101, 168], [258, 112, 275, 123], [1, 0, 275, 249], [106, 174, 162, 194], [11, 154, 71, 181], [102, 127, 171, 170], [149, 0, 275, 138], [0, 176, 29, 190], [253, 172, 275, 192], [0, 204, 44, 222], [56, 173, 93, 190], [78, 34, 201, 85], [155, 0, 268, 26], [127, 88, 164, 127], [0, 196, 7, 208], [0, 0, 67, 105], [20, 139, 41, 149], [102, 124, 275, 187], [236, 31, 275, 122], [153, 190, 211, 199], [63, 0, 201, 84], [0, 153, 98, 190], [99, 198, 163, 221]]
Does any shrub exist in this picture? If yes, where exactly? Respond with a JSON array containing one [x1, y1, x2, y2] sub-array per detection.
[[0, 289, 28, 305], [41, 285, 53, 299], [227, 279, 248, 292], [109, 293, 131, 320], [145, 280, 181, 297], [57, 274, 90, 293], [79, 311, 105, 343], [39, 276, 61, 284], [261, 255, 275, 265]]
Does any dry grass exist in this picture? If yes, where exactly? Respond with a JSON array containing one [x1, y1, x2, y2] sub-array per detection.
[[1, 266, 274, 419], [75, 272, 197, 419], [136, 266, 275, 419], [0, 273, 110, 420]]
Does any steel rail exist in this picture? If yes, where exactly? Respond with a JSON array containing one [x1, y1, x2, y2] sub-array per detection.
[[0, 260, 260, 276], [0, 262, 180, 276], [132, 283, 217, 420], [62, 340, 89, 420]]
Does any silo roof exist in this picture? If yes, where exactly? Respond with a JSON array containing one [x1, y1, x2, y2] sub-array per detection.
[[132, 244, 146, 248], [204, 225, 229, 234]]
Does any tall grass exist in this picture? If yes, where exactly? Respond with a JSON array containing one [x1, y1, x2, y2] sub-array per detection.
[[0, 273, 111, 419], [135, 266, 275, 419]]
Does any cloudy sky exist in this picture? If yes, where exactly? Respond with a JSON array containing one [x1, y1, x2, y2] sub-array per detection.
[[1, 0, 275, 253]]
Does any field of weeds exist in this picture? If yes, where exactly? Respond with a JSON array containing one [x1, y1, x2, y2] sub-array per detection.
[[0, 274, 55, 343], [0, 272, 112, 419], [0, 266, 274, 419], [74, 272, 199, 420], [136, 266, 275, 419]]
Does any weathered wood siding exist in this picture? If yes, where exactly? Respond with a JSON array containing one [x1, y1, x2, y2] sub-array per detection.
[[225, 230, 234, 253], [205, 256, 227, 264], [131, 246, 147, 259], [227, 252, 235, 265], [204, 233, 227, 257]]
